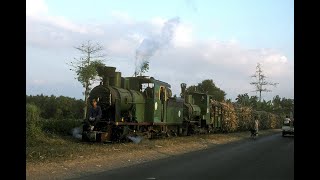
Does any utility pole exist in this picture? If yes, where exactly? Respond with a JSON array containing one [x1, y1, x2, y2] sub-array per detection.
[[250, 63, 278, 102]]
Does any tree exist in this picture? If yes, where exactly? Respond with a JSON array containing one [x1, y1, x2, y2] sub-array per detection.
[[256, 100, 273, 112], [186, 79, 226, 101], [139, 61, 149, 76], [249, 95, 259, 109], [280, 97, 294, 117], [134, 60, 150, 77], [68, 41, 106, 119], [250, 63, 278, 102], [235, 93, 250, 106], [272, 95, 282, 113]]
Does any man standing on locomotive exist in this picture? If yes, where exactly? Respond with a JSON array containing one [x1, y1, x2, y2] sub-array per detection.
[[85, 98, 102, 131], [160, 86, 165, 122]]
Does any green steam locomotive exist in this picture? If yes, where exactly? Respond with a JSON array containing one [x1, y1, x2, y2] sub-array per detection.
[[82, 66, 223, 142]]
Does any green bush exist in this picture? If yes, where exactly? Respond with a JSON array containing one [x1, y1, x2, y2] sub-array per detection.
[[41, 119, 83, 135], [26, 94, 85, 119], [26, 103, 43, 138]]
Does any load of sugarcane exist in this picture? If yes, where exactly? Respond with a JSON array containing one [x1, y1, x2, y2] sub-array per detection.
[[235, 106, 253, 131], [220, 102, 238, 133], [268, 112, 282, 129], [215, 102, 283, 133]]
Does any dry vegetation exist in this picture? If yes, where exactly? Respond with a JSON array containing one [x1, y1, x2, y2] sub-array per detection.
[[26, 129, 280, 180]]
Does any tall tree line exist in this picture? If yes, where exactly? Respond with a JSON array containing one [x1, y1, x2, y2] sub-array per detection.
[[235, 93, 294, 116]]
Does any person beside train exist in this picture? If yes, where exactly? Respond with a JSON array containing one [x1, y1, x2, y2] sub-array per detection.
[[249, 115, 259, 137], [86, 98, 102, 131], [254, 118, 259, 135]]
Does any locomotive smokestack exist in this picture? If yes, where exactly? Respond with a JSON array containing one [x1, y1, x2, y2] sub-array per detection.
[[180, 83, 186, 98], [96, 66, 116, 87], [103, 77, 109, 87]]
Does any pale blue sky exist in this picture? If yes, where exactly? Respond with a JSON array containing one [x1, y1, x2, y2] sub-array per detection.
[[26, 0, 294, 101], [45, 0, 293, 54]]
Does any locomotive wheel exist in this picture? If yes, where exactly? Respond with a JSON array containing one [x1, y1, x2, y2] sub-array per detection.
[[147, 129, 156, 139], [182, 121, 189, 136]]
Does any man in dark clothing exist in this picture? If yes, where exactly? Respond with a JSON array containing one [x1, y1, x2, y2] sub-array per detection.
[[86, 98, 102, 131], [160, 87, 165, 122], [160, 86, 165, 103]]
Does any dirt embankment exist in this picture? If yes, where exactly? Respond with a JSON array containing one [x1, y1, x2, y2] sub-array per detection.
[[26, 129, 281, 180]]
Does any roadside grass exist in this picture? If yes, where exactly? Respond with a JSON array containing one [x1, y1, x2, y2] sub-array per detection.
[[27, 128, 280, 164], [26, 103, 282, 165], [26, 128, 280, 180]]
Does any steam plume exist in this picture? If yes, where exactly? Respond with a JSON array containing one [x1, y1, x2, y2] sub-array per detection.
[[135, 17, 180, 75], [72, 127, 82, 139]]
